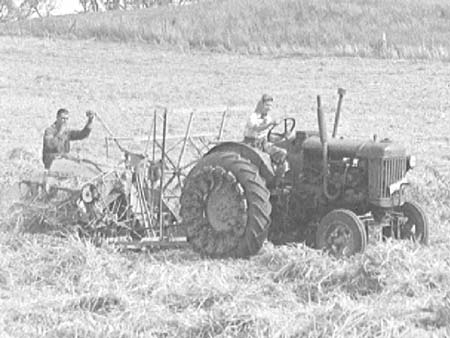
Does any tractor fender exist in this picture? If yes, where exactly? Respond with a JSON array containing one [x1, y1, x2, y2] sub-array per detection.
[[206, 142, 275, 185]]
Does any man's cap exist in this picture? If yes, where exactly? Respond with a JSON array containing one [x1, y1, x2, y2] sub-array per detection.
[[261, 94, 273, 103]]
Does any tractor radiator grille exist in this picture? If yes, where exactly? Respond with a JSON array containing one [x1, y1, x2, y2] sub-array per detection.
[[369, 157, 407, 201]]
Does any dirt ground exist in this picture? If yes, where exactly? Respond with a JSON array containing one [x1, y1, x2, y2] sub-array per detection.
[[1, 36, 449, 168]]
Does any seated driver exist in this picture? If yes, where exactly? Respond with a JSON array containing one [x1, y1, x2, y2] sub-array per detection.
[[42, 108, 95, 169], [243, 94, 288, 173]]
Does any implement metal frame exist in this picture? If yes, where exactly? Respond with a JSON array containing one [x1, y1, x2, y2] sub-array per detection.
[[104, 106, 229, 250]]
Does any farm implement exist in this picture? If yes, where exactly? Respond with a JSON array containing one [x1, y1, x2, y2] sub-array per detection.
[[7, 106, 230, 250], [7, 91, 429, 258]]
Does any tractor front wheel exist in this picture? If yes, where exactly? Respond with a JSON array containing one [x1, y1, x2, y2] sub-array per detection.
[[180, 151, 271, 258], [384, 201, 429, 245], [316, 209, 367, 257]]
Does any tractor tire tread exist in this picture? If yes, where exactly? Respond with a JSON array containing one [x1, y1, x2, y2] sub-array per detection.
[[180, 151, 271, 258]]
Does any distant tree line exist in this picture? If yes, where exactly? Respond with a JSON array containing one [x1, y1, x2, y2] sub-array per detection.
[[0, 0, 194, 22], [80, 0, 190, 12], [1, 0, 54, 21]]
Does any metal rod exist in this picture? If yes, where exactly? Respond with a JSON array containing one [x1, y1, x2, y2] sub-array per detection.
[[144, 113, 153, 155], [152, 109, 157, 162], [96, 112, 126, 153], [149, 109, 157, 230], [180, 158, 203, 171], [166, 139, 184, 154], [188, 137, 204, 157], [105, 137, 109, 158], [135, 172, 149, 234], [197, 136, 211, 151], [153, 140, 177, 169], [176, 174, 183, 192], [163, 173, 177, 192], [218, 109, 228, 140], [137, 170, 155, 237], [105, 133, 217, 142], [177, 111, 194, 168], [159, 109, 168, 241]]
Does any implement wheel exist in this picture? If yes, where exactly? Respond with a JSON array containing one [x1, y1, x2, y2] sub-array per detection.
[[83, 190, 145, 241], [180, 151, 271, 258], [316, 209, 367, 258], [7, 203, 41, 234]]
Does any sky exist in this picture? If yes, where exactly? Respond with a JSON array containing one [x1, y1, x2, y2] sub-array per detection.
[[50, 0, 85, 15]]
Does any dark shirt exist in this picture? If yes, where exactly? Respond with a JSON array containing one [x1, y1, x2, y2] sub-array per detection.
[[42, 122, 92, 169]]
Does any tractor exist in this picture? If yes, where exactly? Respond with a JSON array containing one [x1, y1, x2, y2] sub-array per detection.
[[180, 89, 428, 258]]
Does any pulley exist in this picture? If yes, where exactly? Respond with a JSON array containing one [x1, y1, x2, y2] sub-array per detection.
[[81, 183, 99, 204]]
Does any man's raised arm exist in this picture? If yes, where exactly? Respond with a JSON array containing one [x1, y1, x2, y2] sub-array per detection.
[[69, 110, 95, 141]]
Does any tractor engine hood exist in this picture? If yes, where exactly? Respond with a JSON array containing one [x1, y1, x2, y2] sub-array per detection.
[[302, 136, 407, 159]]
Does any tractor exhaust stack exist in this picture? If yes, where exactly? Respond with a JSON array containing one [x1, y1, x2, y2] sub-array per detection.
[[317, 95, 328, 187], [332, 88, 346, 138], [317, 95, 327, 146], [317, 95, 338, 200]]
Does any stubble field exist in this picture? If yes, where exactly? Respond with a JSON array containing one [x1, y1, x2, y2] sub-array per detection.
[[1, 36, 450, 337]]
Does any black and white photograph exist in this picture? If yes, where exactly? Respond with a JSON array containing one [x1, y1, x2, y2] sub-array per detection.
[[0, 0, 449, 336]]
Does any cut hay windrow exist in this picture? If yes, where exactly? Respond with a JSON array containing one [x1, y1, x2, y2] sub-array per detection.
[[1, 228, 450, 336], [1, 135, 450, 337]]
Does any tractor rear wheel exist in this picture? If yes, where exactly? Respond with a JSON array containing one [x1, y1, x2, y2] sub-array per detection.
[[316, 209, 367, 257], [180, 151, 271, 258]]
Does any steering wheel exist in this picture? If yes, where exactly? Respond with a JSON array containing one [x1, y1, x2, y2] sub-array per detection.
[[267, 117, 296, 143]]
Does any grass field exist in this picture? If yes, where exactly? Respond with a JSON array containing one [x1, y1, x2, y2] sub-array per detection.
[[1, 0, 450, 59], [1, 29, 450, 338]]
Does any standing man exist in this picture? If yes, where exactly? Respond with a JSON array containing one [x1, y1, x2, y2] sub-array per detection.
[[42, 108, 95, 169], [243, 94, 287, 168]]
